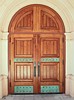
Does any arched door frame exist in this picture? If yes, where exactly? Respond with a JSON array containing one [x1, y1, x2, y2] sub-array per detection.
[[8, 4, 65, 94], [8, 4, 65, 33]]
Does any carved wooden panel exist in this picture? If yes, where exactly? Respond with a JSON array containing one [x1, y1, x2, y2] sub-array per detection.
[[40, 38, 60, 57], [15, 11, 33, 30], [40, 11, 59, 30], [40, 63, 60, 82], [14, 37, 33, 57], [9, 4, 65, 33], [14, 63, 33, 82], [8, 33, 65, 93]]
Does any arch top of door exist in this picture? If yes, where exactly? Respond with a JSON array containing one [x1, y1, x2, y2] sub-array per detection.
[[8, 4, 65, 33]]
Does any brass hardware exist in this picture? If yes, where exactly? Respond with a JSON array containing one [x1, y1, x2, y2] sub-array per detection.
[[38, 62, 40, 77], [34, 62, 36, 77]]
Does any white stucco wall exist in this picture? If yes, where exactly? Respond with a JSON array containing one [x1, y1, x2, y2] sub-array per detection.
[[0, 39, 1, 75], [0, 33, 8, 76], [65, 33, 74, 97], [0, 0, 74, 98], [66, 33, 74, 75]]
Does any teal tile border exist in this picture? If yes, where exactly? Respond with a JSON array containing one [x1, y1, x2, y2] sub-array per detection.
[[41, 58, 60, 62], [41, 86, 59, 93], [14, 58, 33, 62], [14, 86, 33, 93]]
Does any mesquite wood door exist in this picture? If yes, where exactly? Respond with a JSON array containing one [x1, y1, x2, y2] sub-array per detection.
[[8, 4, 65, 94], [38, 34, 65, 93], [9, 34, 37, 93], [8, 33, 65, 93]]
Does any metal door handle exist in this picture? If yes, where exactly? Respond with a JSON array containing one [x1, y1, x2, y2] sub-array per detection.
[[34, 62, 36, 77], [38, 62, 40, 77]]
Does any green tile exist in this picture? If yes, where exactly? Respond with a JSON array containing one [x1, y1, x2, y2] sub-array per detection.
[[41, 58, 60, 62], [14, 58, 33, 62], [41, 86, 59, 93], [14, 86, 33, 93]]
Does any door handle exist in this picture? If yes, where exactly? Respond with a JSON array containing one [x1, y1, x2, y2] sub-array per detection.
[[38, 62, 40, 77], [34, 62, 36, 77]]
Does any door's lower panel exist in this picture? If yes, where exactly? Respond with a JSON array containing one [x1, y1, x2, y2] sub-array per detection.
[[41, 86, 59, 93], [14, 86, 33, 93]]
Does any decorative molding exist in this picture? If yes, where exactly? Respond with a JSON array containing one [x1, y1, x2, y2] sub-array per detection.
[[0, 74, 8, 80], [0, 32, 9, 40]]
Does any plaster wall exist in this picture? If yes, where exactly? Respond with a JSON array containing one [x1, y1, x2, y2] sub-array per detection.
[[0, 33, 8, 98], [65, 33, 74, 97], [0, 37, 2, 75], [0, 76, 2, 98]]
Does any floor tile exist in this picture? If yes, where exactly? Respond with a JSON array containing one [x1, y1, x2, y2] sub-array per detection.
[[0, 94, 74, 100]]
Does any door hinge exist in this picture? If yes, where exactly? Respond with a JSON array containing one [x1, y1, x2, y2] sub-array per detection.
[[62, 37, 64, 43], [62, 82, 64, 86], [9, 60, 11, 65], [10, 82, 11, 87], [9, 37, 11, 42], [62, 59, 64, 65]]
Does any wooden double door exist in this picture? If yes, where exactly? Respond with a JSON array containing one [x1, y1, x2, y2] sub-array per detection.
[[8, 33, 65, 94]]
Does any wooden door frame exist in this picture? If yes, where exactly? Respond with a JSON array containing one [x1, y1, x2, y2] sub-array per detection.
[[8, 4, 65, 94]]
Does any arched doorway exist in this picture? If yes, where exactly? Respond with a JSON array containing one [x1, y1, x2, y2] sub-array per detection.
[[8, 4, 65, 94]]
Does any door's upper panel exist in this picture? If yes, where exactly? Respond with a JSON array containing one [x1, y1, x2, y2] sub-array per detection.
[[9, 4, 65, 33]]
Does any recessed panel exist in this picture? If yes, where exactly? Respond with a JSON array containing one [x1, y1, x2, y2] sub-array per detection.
[[41, 38, 60, 57], [14, 63, 33, 82], [40, 63, 60, 82], [40, 10, 59, 30], [14, 37, 34, 57]]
